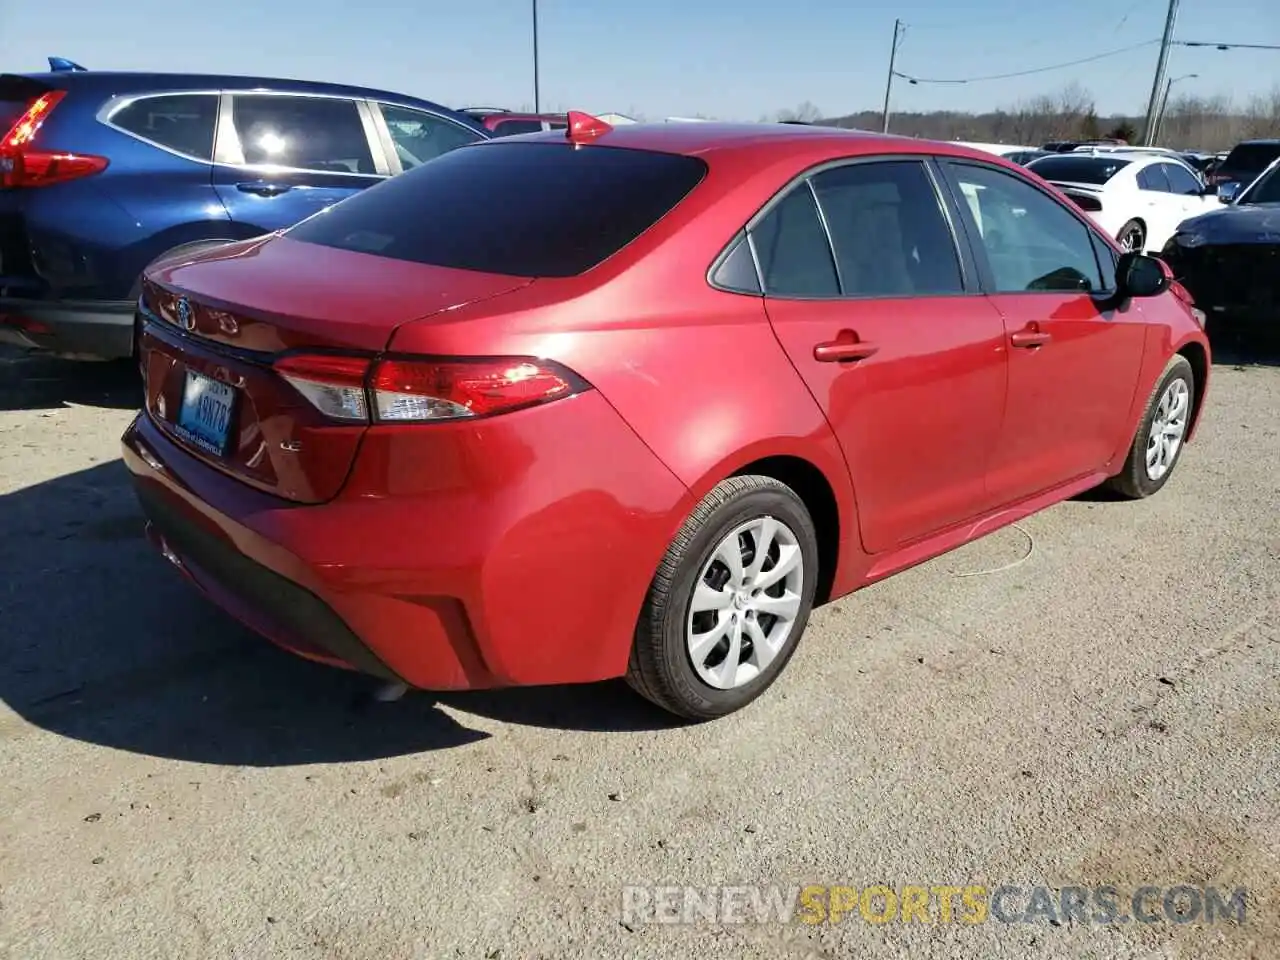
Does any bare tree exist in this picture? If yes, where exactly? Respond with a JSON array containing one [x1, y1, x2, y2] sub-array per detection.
[[775, 101, 823, 123]]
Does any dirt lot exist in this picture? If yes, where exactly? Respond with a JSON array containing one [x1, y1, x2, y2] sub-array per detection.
[[0, 341, 1277, 960]]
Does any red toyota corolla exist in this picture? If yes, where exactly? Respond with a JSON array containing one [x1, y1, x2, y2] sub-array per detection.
[[122, 115, 1210, 720]]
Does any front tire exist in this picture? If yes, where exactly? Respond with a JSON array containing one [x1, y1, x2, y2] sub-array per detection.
[[1106, 355, 1195, 499], [626, 475, 819, 720], [1116, 220, 1146, 254]]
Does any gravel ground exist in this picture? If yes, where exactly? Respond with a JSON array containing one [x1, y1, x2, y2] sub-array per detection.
[[0, 341, 1277, 960]]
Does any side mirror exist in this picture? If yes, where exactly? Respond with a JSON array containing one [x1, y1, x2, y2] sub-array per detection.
[[1116, 252, 1170, 299], [1217, 181, 1241, 203]]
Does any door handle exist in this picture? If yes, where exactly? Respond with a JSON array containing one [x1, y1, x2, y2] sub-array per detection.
[[236, 181, 292, 197], [1010, 327, 1051, 348], [814, 331, 878, 363]]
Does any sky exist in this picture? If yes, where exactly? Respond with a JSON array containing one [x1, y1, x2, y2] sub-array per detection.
[[0, 0, 1276, 120]]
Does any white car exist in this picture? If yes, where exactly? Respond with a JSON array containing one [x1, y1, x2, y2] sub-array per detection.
[[1026, 151, 1218, 254]]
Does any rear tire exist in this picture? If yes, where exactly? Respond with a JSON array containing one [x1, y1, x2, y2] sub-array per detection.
[[626, 475, 819, 720], [1116, 220, 1146, 254], [1105, 355, 1195, 499]]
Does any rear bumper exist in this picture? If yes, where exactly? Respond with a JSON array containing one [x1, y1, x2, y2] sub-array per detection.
[[120, 393, 690, 691], [0, 297, 135, 360]]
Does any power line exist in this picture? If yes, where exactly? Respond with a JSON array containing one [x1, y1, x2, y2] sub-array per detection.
[[893, 39, 1160, 85], [1175, 39, 1280, 50]]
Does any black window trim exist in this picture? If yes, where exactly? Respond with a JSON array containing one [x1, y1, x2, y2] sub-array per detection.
[[705, 154, 979, 302], [213, 91, 391, 178], [367, 99, 488, 175], [97, 89, 223, 164], [936, 157, 1117, 300]]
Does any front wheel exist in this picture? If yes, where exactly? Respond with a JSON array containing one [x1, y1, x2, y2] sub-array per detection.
[[1116, 220, 1146, 254], [626, 475, 819, 720], [1105, 355, 1195, 499]]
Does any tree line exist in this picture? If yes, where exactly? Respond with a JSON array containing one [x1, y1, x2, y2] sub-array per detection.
[[772, 84, 1280, 152]]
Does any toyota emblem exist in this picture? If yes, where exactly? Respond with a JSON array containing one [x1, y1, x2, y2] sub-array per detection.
[[176, 296, 195, 331]]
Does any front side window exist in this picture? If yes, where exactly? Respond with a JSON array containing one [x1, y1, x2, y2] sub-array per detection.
[[380, 105, 484, 170], [111, 93, 219, 160], [810, 160, 963, 297], [748, 184, 839, 297], [230, 95, 375, 174], [946, 163, 1103, 294]]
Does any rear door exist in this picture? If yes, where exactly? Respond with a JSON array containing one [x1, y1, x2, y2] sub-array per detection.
[[211, 92, 388, 234], [1133, 163, 1186, 251], [755, 158, 1009, 554], [938, 159, 1147, 505]]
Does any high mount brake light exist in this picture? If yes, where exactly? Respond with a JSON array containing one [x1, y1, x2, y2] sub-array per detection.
[[272, 353, 589, 424], [0, 89, 109, 188]]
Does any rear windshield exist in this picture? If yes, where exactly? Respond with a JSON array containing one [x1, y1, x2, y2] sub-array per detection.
[[1222, 143, 1280, 175], [288, 142, 708, 277], [1027, 155, 1132, 184]]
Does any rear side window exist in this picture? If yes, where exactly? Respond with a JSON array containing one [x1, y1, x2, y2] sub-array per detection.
[[0, 100, 30, 132], [490, 119, 544, 136], [231, 95, 375, 174], [110, 94, 219, 160], [748, 185, 839, 297], [288, 142, 707, 277], [1223, 143, 1280, 175], [1137, 165, 1172, 192]]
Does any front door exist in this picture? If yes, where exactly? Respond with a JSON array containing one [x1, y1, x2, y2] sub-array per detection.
[[939, 160, 1148, 506], [756, 158, 1009, 554], [211, 93, 387, 234]]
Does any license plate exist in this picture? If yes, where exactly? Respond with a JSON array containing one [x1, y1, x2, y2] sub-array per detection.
[[175, 369, 236, 456]]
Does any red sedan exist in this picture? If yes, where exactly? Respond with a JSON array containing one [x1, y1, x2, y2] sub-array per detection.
[[122, 114, 1210, 720]]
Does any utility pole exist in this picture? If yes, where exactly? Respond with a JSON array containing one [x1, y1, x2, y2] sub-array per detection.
[[1141, 0, 1181, 145], [881, 18, 903, 134], [532, 0, 541, 113]]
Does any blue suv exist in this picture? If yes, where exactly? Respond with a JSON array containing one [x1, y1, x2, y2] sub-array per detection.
[[0, 60, 489, 360]]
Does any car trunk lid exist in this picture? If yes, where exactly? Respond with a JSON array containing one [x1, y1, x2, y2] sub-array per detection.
[[139, 234, 532, 503]]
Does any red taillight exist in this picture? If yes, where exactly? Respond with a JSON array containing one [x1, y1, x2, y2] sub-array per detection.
[[272, 353, 588, 424], [0, 89, 108, 188], [274, 353, 373, 422], [370, 358, 580, 420]]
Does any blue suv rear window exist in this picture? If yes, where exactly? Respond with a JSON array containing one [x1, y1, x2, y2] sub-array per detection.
[[110, 94, 219, 161], [287, 142, 708, 277]]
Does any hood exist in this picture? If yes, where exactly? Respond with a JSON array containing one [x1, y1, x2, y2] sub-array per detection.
[[1174, 203, 1280, 245]]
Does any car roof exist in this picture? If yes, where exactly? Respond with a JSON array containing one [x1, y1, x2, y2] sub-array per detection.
[[17, 70, 465, 115], [506, 121, 1007, 166]]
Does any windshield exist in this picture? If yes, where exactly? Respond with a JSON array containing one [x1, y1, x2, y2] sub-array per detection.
[[1027, 155, 1132, 184], [288, 142, 708, 277], [1237, 163, 1280, 205], [1221, 143, 1280, 175]]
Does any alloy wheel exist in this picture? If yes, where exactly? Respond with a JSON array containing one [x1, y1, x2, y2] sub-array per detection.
[[1145, 377, 1190, 481], [685, 516, 805, 690]]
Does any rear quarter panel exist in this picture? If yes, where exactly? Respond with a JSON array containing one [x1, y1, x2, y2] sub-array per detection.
[[17, 85, 237, 299], [387, 149, 862, 592]]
